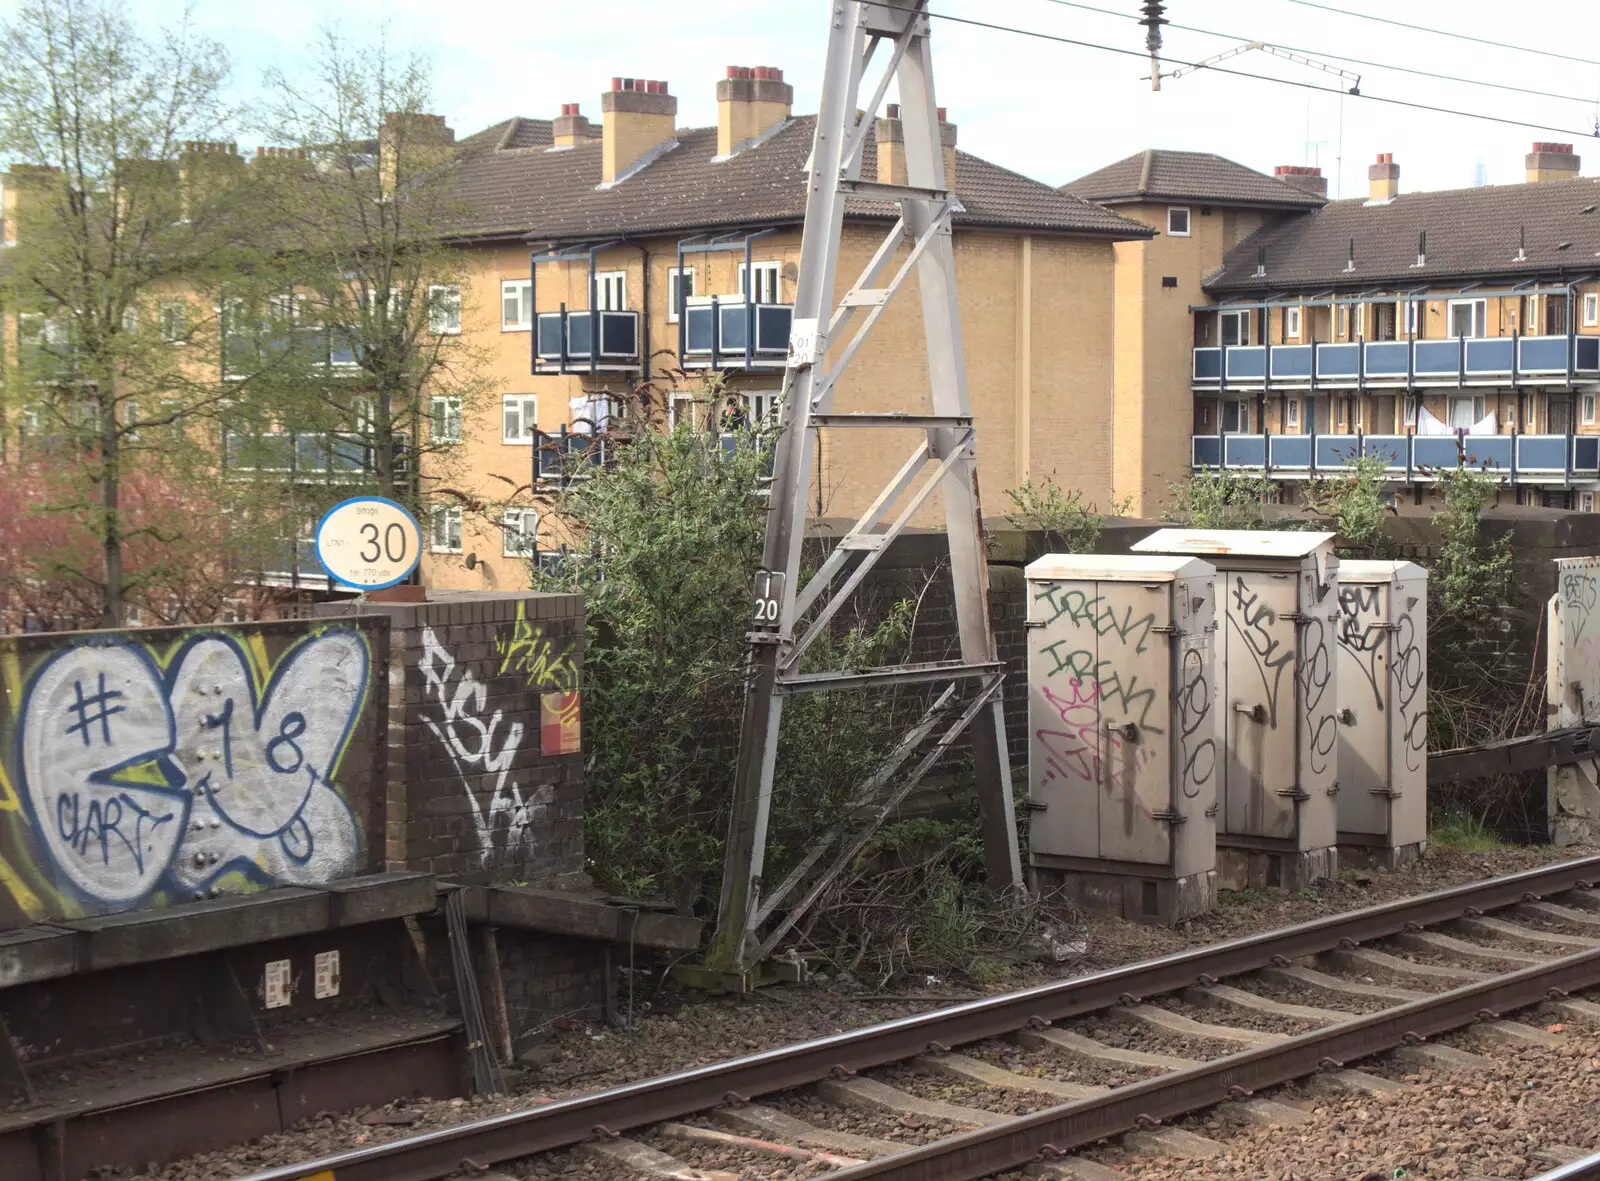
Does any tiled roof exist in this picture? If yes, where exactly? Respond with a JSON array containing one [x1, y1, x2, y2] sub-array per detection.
[[1063, 149, 1326, 209], [456, 117, 554, 156], [1208, 176, 1600, 292], [445, 115, 1150, 242]]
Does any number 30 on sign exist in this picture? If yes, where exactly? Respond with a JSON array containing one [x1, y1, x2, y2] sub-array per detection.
[[314, 496, 423, 590]]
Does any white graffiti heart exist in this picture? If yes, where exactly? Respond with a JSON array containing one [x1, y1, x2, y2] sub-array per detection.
[[18, 632, 368, 909]]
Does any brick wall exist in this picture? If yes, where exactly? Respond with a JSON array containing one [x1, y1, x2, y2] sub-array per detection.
[[319, 591, 584, 885]]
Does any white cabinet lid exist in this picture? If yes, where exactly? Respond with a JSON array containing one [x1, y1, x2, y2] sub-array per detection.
[[1132, 527, 1337, 558], [1338, 558, 1428, 581], [1025, 553, 1214, 582]]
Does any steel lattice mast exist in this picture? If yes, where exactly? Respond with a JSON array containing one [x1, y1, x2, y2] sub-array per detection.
[[707, 0, 1023, 978]]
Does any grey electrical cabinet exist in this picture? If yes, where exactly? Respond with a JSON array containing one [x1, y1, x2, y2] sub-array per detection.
[[1025, 553, 1220, 922], [1131, 529, 1340, 889], [1335, 560, 1428, 864]]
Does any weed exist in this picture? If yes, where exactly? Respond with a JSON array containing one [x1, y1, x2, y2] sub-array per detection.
[[1430, 811, 1504, 852]]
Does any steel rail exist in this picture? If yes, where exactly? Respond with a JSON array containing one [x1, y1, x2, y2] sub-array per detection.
[[825, 946, 1600, 1179], [251, 854, 1600, 1181], [1534, 1150, 1600, 1180]]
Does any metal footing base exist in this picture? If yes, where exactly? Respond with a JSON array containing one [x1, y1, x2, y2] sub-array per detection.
[[670, 957, 806, 996], [1216, 844, 1339, 892], [1338, 839, 1428, 872], [1036, 867, 1218, 925]]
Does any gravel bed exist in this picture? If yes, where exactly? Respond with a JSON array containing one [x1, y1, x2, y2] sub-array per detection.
[[761, 1091, 955, 1146], [1147, 992, 1327, 1036], [513, 1147, 639, 1180], [1368, 939, 1531, 973], [126, 844, 1596, 1180], [1070, 1037, 1600, 1179], [1071, 1012, 1245, 1063], [967, 1040, 1159, 1088], [1224, 973, 1390, 1016], [876, 1064, 1057, 1116], [638, 1129, 833, 1178]]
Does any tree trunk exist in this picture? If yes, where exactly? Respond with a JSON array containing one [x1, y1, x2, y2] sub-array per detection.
[[101, 392, 123, 628]]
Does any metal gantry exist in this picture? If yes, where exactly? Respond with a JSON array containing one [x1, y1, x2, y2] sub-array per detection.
[[706, 0, 1023, 978]]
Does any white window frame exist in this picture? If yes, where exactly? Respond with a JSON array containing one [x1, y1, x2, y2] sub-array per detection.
[[1447, 298, 1487, 339], [429, 505, 463, 554], [427, 284, 462, 335], [742, 390, 781, 426], [667, 267, 695, 322], [501, 279, 532, 331], [1336, 397, 1347, 427], [1401, 299, 1419, 336], [120, 306, 138, 335], [1166, 206, 1191, 237], [1354, 303, 1366, 340], [1335, 304, 1348, 339], [738, 261, 781, 305], [430, 395, 463, 443], [1582, 491, 1596, 513], [1403, 395, 1418, 427], [1584, 394, 1597, 426], [1585, 292, 1599, 328], [502, 507, 539, 557], [595, 271, 626, 312], [669, 391, 698, 429], [159, 300, 187, 343], [502, 394, 538, 444], [1284, 306, 1302, 340], [1222, 400, 1251, 433], [1219, 309, 1251, 347], [1285, 398, 1300, 429]]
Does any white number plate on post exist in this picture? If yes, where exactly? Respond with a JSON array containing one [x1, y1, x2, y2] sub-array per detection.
[[788, 318, 821, 366], [752, 570, 785, 630]]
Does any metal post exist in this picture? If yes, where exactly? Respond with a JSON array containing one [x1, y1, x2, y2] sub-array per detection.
[[706, 0, 1021, 979]]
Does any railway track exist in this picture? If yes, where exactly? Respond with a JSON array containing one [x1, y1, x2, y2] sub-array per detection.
[[250, 855, 1600, 1181]]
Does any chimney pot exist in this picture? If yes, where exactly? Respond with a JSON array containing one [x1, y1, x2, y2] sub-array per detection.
[[936, 106, 947, 121], [886, 103, 900, 118], [716, 61, 793, 156], [726, 65, 739, 79], [1526, 140, 1581, 183]]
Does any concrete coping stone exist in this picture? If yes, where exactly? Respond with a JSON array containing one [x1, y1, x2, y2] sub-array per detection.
[[4, 871, 437, 983]]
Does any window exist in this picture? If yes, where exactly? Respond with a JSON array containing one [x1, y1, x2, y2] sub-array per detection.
[[429, 505, 463, 553], [1584, 394, 1597, 426], [1336, 304, 1348, 339], [1284, 307, 1302, 340], [1166, 206, 1191, 237], [667, 267, 695, 322], [120, 306, 138, 335], [1400, 299, 1418, 336], [595, 271, 626, 311], [1336, 398, 1347, 427], [502, 394, 538, 444], [1447, 298, 1486, 339], [1403, 396, 1417, 427], [669, 392, 698, 429], [1582, 491, 1596, 513], [1585, 292, 1599, 328], [1219, 309, 1251, 347], [1354, 303, 1366, 340], [502, 508, 538, 557], [427, 284, 461, 334], [431, 395, 462, 443], [501, 280, 532, 331], [1222, 400, 1251, 432], [739, 261, 781, 304], [159, 301, 187, 343], [1286, 398, 1300, 429], [743, 390, 780, 426]]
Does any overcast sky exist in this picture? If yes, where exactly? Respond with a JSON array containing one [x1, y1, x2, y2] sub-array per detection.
[[124, 0, 1600, 198]]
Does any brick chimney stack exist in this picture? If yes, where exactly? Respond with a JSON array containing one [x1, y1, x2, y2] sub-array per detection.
[[1526, 141, 1580, 183], [716, 66, 792, 157], [1273, 164, 1326, 199], [553, 103, 598, 147], [601, 78, 676, 184], [1368, 152, 1399, 202], [874, 104, 957, 187]]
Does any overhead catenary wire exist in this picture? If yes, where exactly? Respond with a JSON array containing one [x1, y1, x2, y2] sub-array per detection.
[[1031, 0, 1600, 106], [852, 1, 1600, 141], [1281, 0, 1600, 70]]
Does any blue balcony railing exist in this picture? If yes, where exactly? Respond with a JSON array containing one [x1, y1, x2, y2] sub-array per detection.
[[223, 430, 371, 482], [1193, 335, 1600, 390], [681, 300, 792, 368], [1191, 430, 1600, 483], [534, 310, 641, 372]]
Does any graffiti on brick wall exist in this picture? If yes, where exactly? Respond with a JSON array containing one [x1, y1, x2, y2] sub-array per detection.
[[421, 615, 577, 870], [0, 626, 371, 922]]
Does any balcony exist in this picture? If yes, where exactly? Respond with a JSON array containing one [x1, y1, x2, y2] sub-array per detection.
[[679, 298, 792, 369], [222, 327, 363, 379], [534, 310, 641, 374], [1191, 430, 1600, 484], [1193, 334, 1600, 391]]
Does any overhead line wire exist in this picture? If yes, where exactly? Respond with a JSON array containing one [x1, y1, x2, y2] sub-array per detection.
[[1281, 0, 1600, 69], [1032, 0, 1599, 105], [854, 1, 1600, 140]]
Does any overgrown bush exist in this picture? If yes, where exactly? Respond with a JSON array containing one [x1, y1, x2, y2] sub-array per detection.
[[1164, 468, 1274, 529], [1303, 455, 1393, 556], [532, 387, 922, 912], [1003, 477, 1130, 553]]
